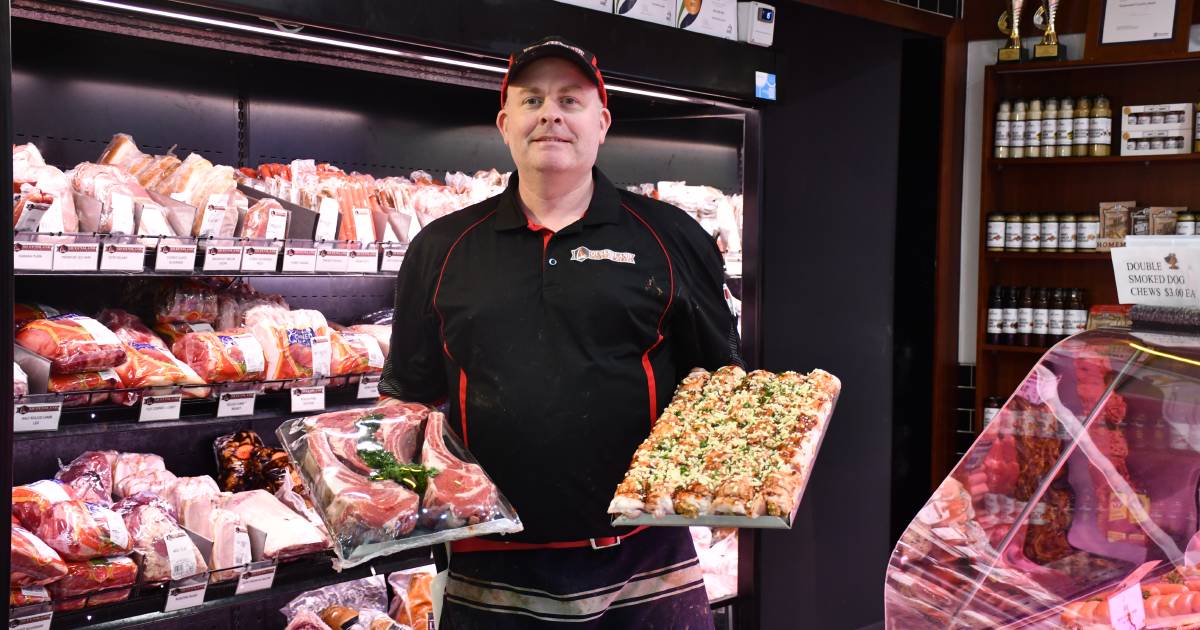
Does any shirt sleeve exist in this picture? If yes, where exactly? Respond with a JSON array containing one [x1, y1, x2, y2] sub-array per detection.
[[668, 216, 744, 376], [379, 230, 448, 404]]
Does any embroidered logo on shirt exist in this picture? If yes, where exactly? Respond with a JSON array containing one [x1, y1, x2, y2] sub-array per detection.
[[570, 246, 636, 265]]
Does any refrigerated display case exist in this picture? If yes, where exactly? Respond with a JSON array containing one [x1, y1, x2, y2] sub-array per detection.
[[887, 316, 1200, 629]]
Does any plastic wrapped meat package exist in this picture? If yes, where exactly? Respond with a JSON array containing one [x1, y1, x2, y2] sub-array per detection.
[[14, 303, 61, 330], [11, 525, 68, 587], [112, 452, 166, 490], [345, 324, 391, 356], [49, 369, 125, 407], [15, 314, 128, 374], [56, 450, 118, 506], [115, 470, 178, 500], [46, 556, 138, 612], [241, 197, 290, 239], [10, 585, 52, 608], [221, 490, 330, 559], [13, 144, 79, 238], [281, 575, 401, 630], [99, 305, 210, 399], [691, 527, 737, 602], [171, 330, 266, 383], [14, 362, 28, 398], [330, 331, 386, 377], [388, 566, 436, 630], [213, 430, 303, 495], [154, 281, 219, 325], [113, 492, 208, 582], [277, 400, 521, 568], [12, 480, 132, 561], [244, 306, 332, 381]]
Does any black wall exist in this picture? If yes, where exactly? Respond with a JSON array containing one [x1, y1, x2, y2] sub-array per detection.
[[757, 6, 911, 629]]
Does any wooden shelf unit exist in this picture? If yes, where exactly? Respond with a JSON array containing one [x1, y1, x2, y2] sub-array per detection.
[[973, 55, 1200, 434]]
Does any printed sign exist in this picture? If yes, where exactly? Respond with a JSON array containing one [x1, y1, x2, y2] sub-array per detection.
[[52, 243, 100, 271], [100, 243, 146, 271], [13, 241, 55, 270], [217, 391, 257, 417], [241, 245, 280, 272], [139, 394, 183, 422], [290, 386, 326, 412], [357, 374, 381, 399], [14, 402, 62, 432], [203, 245, 243, 272], [282, 245, 318, 272], [1111, 245, 1200, 306], [155, 243, 197, 271]]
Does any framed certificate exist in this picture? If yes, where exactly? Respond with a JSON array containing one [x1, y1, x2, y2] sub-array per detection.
[[1086, 0, 1193, 61]]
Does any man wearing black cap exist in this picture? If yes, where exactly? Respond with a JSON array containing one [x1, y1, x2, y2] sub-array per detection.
[[381, 36, 740, 629]]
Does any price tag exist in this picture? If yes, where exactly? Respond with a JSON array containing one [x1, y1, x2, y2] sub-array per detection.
[[163, 581, 207, 612], [290, 386, 326, 412], [139, 394, 183, 422], [13, 241, 55, 270], [217, 391, 257, 417], [346, 247, 379, 273], [265, 208, 289, 240], [197, 198, 227, 238], [281, 245, 317, 272], [100, 242, 146, 271], [357, 374, 381, 399], [202, 245, 243, 272], [109, 192, 135, 235], [234, 563, 277, 595], [241, 245, 280, 272], [314, 245, 350, 272], [14, 202, 50, 232], [1108, 583, 1147, 630], [314, 197, 340, 241], [351, 207, 375, 243], [14, 402, 62, 432], [380, 246, 404, 272], [52, 242, 100, 271], [155, 243, 197, 271], [9, 609, 52, 630]]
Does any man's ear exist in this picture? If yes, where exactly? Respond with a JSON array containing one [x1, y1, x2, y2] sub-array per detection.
[[496, 108, 509, 146], [598, 107, 612, 145]]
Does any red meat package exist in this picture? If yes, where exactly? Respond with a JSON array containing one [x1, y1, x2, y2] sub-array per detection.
[[12, 480, 80, 530], [245, 309, 331, 382], [116, 342, 209, 398], [11, 525, 68, 587], [155, 281, 219, 325], [114, 493, 209, 582], [330, 331, 386, 376], [49, 369, 127, 407], [344, 324, 391, 356], [96, 308, 165, 347], [172, 330, 266, 383], [15, 314, 128, 374], [241, 197, 289, 239], [10, 586, 52, 607], [154, 321, 215, 346], [56, 451, 117, 506], [47, 556, 137, 611], [35, 500, 132, 561]]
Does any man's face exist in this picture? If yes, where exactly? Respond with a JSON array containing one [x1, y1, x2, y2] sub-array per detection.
[[497, 57, 611, 178]]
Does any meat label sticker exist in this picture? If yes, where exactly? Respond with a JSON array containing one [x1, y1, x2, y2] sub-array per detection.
[[52, 242, 100, 271], [380, 246, 404, 272], [291, 386, 326, 412], [314, 245, 350, 272], [346, 246, 379, 273], [314, 197, 340, 241], [139, 394, 183, 422], [13, 402, 62, 432], [281, 245, 318, 272], [241, 245, 280, 272], [155, 243, 197, 271], [68, 315, 122, 346], [14, 202, 50, 232], [217, 391, 257, 417], [228, 334, 266, 374], [13, 241, 55, 271], [235, 563, 277, 595], [165, 530, 199, 580], [311, 335, 332, 378], [202, 245, 243, 272], [188, 323, 215, 333], [232, 528, 252, 567], [86, 504, 129, 549], [28, 480, 71, 504], [163, 580, 207, 612], [357, 374, 381, 399], [265, 208, 289, 240], [361, 336, 385, 369], [100, 242, 146, 272], [9, 610, 52, 630]]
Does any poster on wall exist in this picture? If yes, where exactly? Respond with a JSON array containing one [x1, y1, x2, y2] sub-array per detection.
[[1101, 0, 1178, 44], [1085, 0, 1193, 61]]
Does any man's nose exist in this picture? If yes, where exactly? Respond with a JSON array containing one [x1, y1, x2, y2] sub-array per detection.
[[539, 103, 564, 124]]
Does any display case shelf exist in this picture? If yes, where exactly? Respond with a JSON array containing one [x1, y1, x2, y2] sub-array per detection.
[[981, 343, 1052, 355], [989, 153, 1200, 168], [984, 251, 1112, 261]]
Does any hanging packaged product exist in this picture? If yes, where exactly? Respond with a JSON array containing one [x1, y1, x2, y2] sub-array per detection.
[[277, 400, 523, 568]]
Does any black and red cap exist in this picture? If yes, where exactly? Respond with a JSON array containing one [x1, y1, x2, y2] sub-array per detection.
[[500, 36, 608, 108]]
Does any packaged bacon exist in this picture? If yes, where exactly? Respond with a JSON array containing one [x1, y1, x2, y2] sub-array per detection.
[[34, 500, 132, 561], [56, 451, 117, 506], [171, 330, 266, 383], [241, 197, 290, 240], [277, 401, 521, 568], [11, 525, 68, 587], [10, 585, 52, 607], [330, 331, 386, 376], [155, 281, 219, 325], [46, 556, 137, 611], [114, 493, 208, 582], [15, 314, 128, 374], [49, 369, 126, 407]]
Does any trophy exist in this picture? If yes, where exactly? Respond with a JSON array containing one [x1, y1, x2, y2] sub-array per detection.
[[997, 0, 1029, 64], [1033, 0, 1066, 61]]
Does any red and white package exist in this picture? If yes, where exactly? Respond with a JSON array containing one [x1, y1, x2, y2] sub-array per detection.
[[46, 556, 137, 611], [96, 308, 166, 347], [344, 325, 391, 357], [10, 586, 52, 607], [11, 525, 68, 587], [12, 480, 80, 530], [34, 500, 132, 561], [15, 314, 128, 374], [171, 330, 266, 383], [155, 281, 219, 325], [241, 197, 289, 239], [330, 331, 385, 376], [388, 566, 437, 630]]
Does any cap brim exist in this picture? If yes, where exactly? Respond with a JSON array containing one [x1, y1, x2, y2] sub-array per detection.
[[507, 46, 601, 90]]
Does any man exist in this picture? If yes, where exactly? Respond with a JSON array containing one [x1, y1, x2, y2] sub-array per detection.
[[380, 36, 741, 629]]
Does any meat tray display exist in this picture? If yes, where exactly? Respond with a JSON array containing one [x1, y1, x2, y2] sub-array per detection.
[[608, 367, 840, 526], [15, 314, 128, 374], [277, 400, 522, 568]]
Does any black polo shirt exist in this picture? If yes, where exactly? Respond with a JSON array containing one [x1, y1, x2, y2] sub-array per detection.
[[380, 167, 741, 543]]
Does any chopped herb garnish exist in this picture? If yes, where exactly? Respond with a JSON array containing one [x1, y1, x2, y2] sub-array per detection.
[[358, 448, 439, 494]]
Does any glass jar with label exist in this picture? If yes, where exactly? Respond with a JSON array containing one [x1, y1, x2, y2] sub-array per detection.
[[1177, 212, 1196, 236], [994, 101, 1011, 159], [1151, 112, 1166, 125], [1027, 99, 1044, 158], [1150, 138, 1165, 151], [1089, 94, 1112, 157], [1042, 98, 1059, 159], [1040, 213, 1059, 252], [1073, 96, 1091, 157], [1057, 97, 1075, 157], [1022, 213, 1042, 250], [983, 396, 1002, 428], [1011, 100, 1028, 159], [1005, 213, 1024, 251], [1077, 212, 1100, 250], [986, 213, 1006, 251], [1058, 213, 1077, 252], [1195, 101, 1200, 153], [986, 285, 1004, 345]]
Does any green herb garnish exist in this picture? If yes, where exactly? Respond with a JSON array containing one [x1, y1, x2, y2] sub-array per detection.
[[357, 448, 439, 494]]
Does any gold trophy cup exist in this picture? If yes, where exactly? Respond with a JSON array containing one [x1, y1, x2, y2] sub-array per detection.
[[997, 0, 1029, 63], [1033, 0, 1066, 61]]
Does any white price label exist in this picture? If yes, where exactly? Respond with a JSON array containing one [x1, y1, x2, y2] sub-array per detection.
[[290, 386, 326, 412], [380, 247, 404, 271], [314, 246, 350, 272], [315, 197, 340, 241], [165, 530, 198, 580], [203, 245, 243, 272], [234, 565, 277, 595], [357, 374, 381, 399], [217, 391, 257, 417], [14, 202, 50, 232], [52, 243, 100, 271], [100, 243, 146, 271], [139, 394, 183, 422], [163, 582, 207, 612], [155, 243, 197, 271], [188, 323, 215, 333], [14, 402, 62, 432], [10, 610, 53, 630], [241, 246, 279, 272], [198, 200, 227, 238], [265, 208, 289, 240], [13, 241, 55, 270], [351, 207, 375, 243], [109, 192, 135, 234], [1108, 583, 1146, 630], [233, 528, 252, 566], [281, 246, 317, 272], [311, 335, 332, 378], [346, 247, 379, 273]]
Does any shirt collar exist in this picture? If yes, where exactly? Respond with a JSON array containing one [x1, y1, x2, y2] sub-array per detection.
[[493, 167, 622, 232]]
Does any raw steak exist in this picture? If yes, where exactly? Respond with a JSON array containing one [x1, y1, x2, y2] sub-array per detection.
[[304, 424, 420, 536], [419, 412, 500, 529]]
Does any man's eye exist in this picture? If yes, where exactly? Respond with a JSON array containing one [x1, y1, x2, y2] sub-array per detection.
[[523, 97, 542, 106], [562, 97, 579, 106]]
